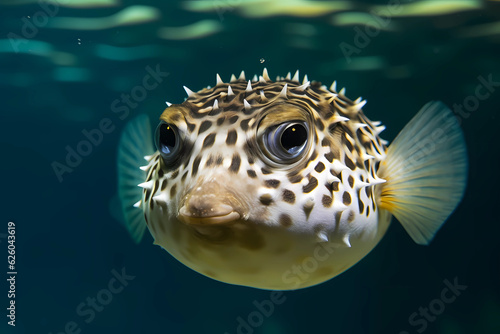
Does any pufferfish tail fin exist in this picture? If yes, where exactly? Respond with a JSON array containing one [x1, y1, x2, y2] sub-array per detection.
[[117, 114, 154, 243], [377, 101, 468, 245]]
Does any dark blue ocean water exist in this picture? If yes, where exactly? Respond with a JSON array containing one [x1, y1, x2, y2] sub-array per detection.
[[1, 1, 499, 333]]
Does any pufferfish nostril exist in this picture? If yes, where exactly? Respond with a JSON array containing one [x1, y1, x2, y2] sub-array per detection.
[[177, 181, 243, 225], [181, 194, 233, 218]]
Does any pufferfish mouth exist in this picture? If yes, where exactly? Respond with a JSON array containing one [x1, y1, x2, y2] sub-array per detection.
[[178, 205, 241, 226]]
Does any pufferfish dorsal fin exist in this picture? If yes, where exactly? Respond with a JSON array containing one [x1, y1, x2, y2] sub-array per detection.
[[117, 114, 154, 243], [377, 101, 468, 245]]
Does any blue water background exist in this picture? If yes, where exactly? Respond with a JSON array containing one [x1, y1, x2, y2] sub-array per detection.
[[0, 1, 499, 333]]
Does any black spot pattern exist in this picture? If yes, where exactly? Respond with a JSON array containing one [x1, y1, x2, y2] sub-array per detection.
[[288, 174, 303, 183], [158, 74, 390, 228], [229, 154, 241, 173], [261, 167, 272, 175], [192, 156, 202, 176], [226, 130, 237, 145], [358, 197, 365, 214], [345, 155, 356, 170], [331, 181, 339, 191], [202, 133, 216, 148], [206, 155, 214, 167], [282, 189, 296, 204], [259, 194, 273, 206], [348, 175, 354, 188], [228, 115, 238, 124], [315, 162, 325, 173], [181, 171, 188, 182], [240, 118, 251, 131], [279, 214, 292, 227], [198, 120, 212, 134], [322, 195, 333, 208], [170, 184, 177, 198], [264, 179, 281, 188], [186, 122, 196, 132], [303, 176, 318, 193], [342, 191, 352, 205], [314, 118, 325, 131]]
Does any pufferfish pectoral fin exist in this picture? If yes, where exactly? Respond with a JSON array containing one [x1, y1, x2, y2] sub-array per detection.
[[377, 101, 468, 245], [117, 114, 154, 243]]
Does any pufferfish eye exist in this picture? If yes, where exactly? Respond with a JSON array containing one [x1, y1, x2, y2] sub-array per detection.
[[155, 122, 181, 164], [263, 122, 309, 163]]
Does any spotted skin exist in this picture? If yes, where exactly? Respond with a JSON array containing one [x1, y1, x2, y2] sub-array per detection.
[[137, 70, 391, 290]]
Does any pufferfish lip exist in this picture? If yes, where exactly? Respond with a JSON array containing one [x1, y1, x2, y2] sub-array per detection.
[[177, 206, 241, 226]]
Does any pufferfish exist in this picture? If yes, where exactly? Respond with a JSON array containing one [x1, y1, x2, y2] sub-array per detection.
[[117, 69, 467, 290]]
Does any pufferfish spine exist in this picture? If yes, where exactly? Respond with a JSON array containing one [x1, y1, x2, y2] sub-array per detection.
[[116, 68, 467, 290]]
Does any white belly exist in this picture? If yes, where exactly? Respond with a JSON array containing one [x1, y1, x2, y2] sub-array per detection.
[[148, 208, 392, 290]]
